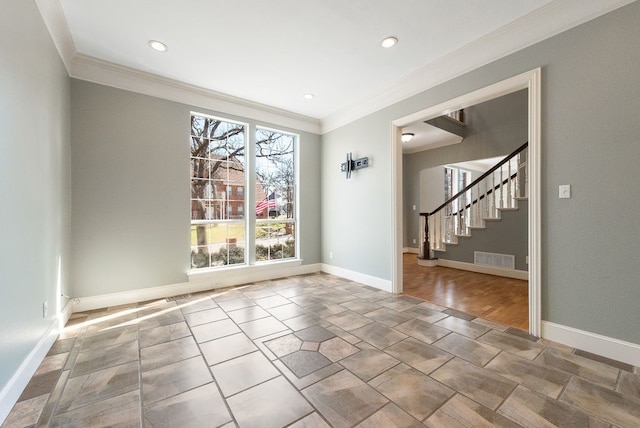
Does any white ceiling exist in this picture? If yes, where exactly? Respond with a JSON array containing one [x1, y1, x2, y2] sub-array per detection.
[[39, 0, 633, 133]]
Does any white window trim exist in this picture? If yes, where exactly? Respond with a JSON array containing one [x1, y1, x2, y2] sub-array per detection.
[[190, 113, 302, 271]]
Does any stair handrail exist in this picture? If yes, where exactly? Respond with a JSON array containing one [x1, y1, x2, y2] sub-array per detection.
[[453, 171, 518, 216], [420, 141, 528, 218], [418, 141, 528, 260]]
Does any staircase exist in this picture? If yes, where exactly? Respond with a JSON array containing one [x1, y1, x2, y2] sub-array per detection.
[[419, 142, 528, 261]]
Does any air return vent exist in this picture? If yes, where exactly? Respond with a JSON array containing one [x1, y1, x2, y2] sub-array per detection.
[[474, 251, 515, 270]]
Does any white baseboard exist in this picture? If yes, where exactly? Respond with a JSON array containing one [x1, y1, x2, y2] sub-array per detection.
[[541, 321, 640, 368], [0, 309, 66, 425], [73, 262, 322, 312], [403, 247, 419, 254], [320, 264, 393, 293], [61, 299, 73, 327], [436, 259, 528, 280]]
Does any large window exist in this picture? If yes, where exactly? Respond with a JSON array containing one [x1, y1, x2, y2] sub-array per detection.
[[190, 114, 246, 268], [190, 113, 297, 270], [255, 127, 296, 262]]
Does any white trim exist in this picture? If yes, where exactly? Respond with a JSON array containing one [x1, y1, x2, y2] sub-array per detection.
[[436, 259, 528, 281], [391, 68, 541, 336], [321, 0, 635, 133], [73, 262, 320, 312], [403, 247, 419, 255], [60, 299, 73, 329], [392, 125, 403, 294], [37, 0, 632, 135], [320, 264, 393, 293], [68, 54, 320, 134], [35, 0, 77, 70], [392, 69, 532, 128], [0, 312, 64, 424], [527, 68, 542, 337], [542, 321, 640, 368], [187, 259, 314, 284]]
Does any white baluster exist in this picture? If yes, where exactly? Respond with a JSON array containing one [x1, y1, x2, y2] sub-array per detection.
[[433, 212, 438, 250], [516, 153, 522, 199], [458, 193, 465, 235], [507, 158, 513, 208], [475, 184, 481, 225], [469, 187, 474, 227], [499, 164, 504, 208], [446, 203, 453, 242], [490, 171, 496, 217], [435, 211, 440, 250], [439, 210, 445, 249], [483, 179, 489, 219], [522, 149, 528, 199]]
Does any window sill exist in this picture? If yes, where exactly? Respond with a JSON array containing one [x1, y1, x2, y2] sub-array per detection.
[[187, 259, 303, 282]]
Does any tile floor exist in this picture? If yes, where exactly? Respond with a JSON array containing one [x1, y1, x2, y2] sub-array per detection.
[[4, 273, 640, 427]]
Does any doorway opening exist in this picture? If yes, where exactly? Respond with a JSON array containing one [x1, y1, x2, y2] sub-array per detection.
[[390, 68, 541, 336]]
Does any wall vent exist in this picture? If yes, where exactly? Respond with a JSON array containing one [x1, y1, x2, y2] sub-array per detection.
[[474, 251, 515, 270]]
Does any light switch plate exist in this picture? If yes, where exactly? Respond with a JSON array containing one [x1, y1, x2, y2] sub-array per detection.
[[559, 185, 571, 199]]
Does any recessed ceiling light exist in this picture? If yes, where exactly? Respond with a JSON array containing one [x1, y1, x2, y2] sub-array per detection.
[[303, 93, 315, 99], [148, 40, 168, 52], [381, 36, 398, 48]]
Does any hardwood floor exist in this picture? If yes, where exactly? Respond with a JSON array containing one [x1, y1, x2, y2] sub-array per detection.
[[402, 253, 529, 330]]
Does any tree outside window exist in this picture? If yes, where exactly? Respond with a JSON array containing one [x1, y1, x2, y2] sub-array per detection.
[[190, 114, 297, 269]]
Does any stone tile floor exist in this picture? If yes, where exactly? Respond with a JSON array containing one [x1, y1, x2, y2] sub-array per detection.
[[3, 273, 640, 427]]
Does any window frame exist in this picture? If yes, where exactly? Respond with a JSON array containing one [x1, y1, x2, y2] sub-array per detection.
[[190, 112, 249, 269], [254, 125, 299, 264], [189, 113, 300, 272]]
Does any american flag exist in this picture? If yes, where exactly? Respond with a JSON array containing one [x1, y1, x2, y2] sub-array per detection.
[[255, 192, 277, 213]]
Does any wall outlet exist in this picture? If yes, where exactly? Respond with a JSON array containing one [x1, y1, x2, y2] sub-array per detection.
[[412, 205, 416, 211], [42, 301, 48, 318], [329, 251, 333, 259], [412, 238, 417, 244]]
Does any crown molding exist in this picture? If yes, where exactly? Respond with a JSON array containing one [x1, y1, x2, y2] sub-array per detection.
[[35, 0, 76, 70], [36, 0, 633, 135], [68, 54, 321, 134], [36, 3, 320, 134], [320, 0, 636, 133]]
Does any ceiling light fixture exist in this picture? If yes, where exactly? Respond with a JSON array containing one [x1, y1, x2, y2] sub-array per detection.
[[401, 133, 414, 143], [303, 93, 315, 100], [148, 40, 168, 52], [381, 36, 398, 48]]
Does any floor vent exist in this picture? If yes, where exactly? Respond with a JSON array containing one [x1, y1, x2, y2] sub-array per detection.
[[474, 251, 515, 270]]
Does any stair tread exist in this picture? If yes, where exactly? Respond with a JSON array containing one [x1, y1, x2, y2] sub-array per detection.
[[483, 217, 501, 221], [498, 207, 519, 212]]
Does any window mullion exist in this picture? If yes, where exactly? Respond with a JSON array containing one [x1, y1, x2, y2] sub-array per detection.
[[246, 123, 257, 265]]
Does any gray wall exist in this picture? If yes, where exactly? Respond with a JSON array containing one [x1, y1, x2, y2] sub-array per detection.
[[403, 90, 528, 249], [71, 80, 321, 298], [0, 0, 71, 394], [321, 110, 394, 280], [322, 2, 640, 344], [438, 202, 529, 271]]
